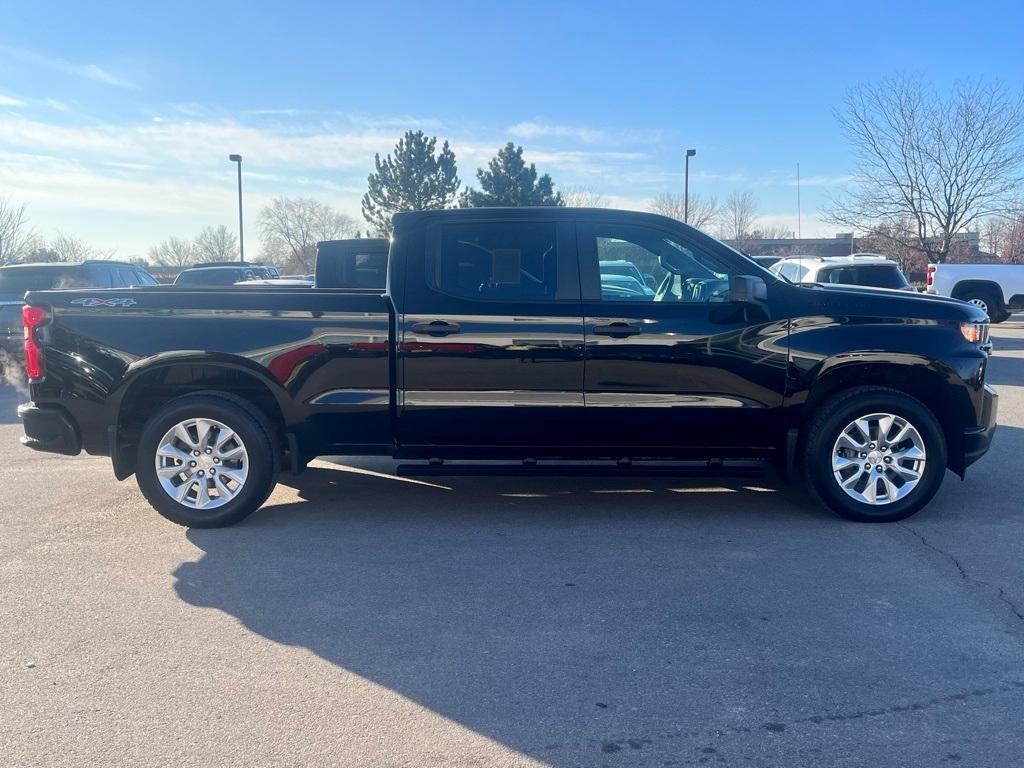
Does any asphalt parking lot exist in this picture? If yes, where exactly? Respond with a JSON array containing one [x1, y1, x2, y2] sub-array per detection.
[[1, 319, 1022, 768]]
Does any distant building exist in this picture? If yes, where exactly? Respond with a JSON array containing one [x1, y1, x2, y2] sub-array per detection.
[[734, 231, 980, 259], [738, 233, 857, 258]]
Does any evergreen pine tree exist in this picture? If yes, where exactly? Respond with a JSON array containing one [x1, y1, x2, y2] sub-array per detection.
[[361, 130, 460, 236], [460, 143, 564, 207]]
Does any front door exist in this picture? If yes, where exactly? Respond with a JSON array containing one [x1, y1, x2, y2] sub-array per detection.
[[576, 216, 789, 454], [398, 215, 585, 453]]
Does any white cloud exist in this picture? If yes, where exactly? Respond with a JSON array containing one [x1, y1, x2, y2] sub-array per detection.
[[45, 98, 71, 113], [0, 94, 25, 107], [0, 151, 258, 216], [507, 120, 663, 147], [0, 45, 136, 89]]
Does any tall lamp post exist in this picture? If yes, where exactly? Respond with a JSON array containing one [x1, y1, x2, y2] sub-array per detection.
[[228, 154, 244, 262], [684, 148, 696, 224]]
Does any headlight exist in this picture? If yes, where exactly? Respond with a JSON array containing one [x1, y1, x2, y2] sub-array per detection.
[[960, 322, 989, 344]]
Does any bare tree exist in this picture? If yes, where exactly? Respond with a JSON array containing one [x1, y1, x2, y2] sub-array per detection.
[[748, 225, 795, 240], [0, 197, 39, 265], [1002, 216, 1024, 263], [648, 192, 720, 231], [981, 217, 1006, 257], [562, 186, 610, 208], [828, 76, 1024, 263], [48, 232, 114, 262], [194, 225, 239, 263], [718, 191, 759, 243], [259, 197, 357, 272], [857, 219, 926, 274], [148, 236, 198, 268]]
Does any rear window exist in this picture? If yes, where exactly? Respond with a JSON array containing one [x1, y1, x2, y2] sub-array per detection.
[[0, 266, 90, 298], [821, 265, 909, 289]]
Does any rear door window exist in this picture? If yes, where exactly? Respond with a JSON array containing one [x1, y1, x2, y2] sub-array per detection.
[[117, 268, 142, 286], [429, 221, 562, 301]]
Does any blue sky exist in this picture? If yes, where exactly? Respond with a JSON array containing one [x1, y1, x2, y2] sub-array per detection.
[[1, 0, 1022, 258]]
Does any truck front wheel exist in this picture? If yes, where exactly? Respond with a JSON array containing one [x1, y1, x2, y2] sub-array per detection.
[[802, 387, 947, 523], [958, 290, 1001, 321], [135, 394, 279, 528]]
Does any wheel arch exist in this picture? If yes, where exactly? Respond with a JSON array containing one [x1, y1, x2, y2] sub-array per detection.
[[111, 354, 293, 479], [799, 358, 969, 474], [951, 279, 1005, 309]]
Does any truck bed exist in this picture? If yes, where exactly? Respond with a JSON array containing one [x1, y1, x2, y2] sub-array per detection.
[[25, 286, 394, 458]]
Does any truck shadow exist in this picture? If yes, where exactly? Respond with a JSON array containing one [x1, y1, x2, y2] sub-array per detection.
[[170, 427, 1021, 764], [173, 468, 831, 763]]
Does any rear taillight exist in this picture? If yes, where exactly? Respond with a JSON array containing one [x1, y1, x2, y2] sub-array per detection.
[[23, 304, 50, 380], [926, 265, 935, 286]]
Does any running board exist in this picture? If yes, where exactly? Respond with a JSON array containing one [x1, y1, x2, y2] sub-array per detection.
[[396, 460, 765, 478]]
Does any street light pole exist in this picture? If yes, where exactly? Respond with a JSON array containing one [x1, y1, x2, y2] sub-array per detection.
[[229, 154, 244, 262], [684, 148, 696, 224]]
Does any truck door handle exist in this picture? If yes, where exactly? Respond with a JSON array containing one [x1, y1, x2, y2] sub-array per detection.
[[411, 320, 461, 336], [592, 321, 642, 338]]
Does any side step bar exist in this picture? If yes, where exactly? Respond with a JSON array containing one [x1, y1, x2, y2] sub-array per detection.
[[396, 460, 765, 478]]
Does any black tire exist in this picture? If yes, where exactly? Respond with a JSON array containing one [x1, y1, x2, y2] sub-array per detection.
[[135, 393, 279, 528], [802, 386, 947, 523], [957, 290, 1000, 320]]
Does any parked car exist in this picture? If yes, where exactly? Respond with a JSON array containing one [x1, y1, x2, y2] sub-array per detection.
[[17, 208, 995, 528], [235, 277, 315, 287], [1, 260, 157, 377], [189, 261, 280, 280], [600, 273, 655, 299], [600, 259, 657, 290], [925, 263, 1024, 322], [771, 254, 916, 291], [174, 264, 259, 286]]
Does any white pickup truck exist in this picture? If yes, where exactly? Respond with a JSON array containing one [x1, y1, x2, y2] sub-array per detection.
[[926, 264, 1024, 322]]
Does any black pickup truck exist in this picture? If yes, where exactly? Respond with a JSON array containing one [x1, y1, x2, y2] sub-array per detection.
[[17, 208, 997, 527]]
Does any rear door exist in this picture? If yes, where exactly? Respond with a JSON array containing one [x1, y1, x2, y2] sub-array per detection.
[[577, 216, 789, 453], [397, 214, 585, 452]]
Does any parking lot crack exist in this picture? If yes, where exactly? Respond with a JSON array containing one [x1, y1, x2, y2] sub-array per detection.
[[898, 523, 1024, 623]]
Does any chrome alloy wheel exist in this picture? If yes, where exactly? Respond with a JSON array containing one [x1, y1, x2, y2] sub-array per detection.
[[831, 412, 927, 506], [154, 418, 248, 509]]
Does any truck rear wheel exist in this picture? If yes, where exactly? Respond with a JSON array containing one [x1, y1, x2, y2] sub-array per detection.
[[802, 387, 946, 523], [135, 394, 279, 527]]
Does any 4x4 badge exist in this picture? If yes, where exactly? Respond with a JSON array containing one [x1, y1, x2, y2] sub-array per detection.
[[70, 297, 138, 307]]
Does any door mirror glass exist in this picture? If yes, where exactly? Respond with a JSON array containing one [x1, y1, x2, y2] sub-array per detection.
[[730, 275, 768, 303]]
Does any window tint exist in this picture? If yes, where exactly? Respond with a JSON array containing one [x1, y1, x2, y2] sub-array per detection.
[[176, 268, 239, 285], [134, 269, 159, 286], [855, 265, 909, 289], [820, 265, 909, 289], [431, 221, 559, 301], [117, 267, 142, 286], [0, 267, 90, 297], [591, 224, 733, 303]]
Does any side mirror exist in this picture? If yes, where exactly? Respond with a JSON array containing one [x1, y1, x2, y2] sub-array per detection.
[[730, 274, 768, 303]]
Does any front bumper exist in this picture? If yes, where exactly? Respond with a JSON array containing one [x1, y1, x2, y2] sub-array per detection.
[[963, 384, 998, 469], [18, 403, 81, 456]]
